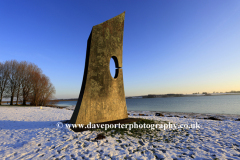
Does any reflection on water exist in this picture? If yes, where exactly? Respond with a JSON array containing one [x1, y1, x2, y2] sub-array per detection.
[[55, 95, 240, 115], [54, 101, 77, 107]]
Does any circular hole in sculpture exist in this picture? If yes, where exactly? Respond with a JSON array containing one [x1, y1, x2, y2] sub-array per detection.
[[109, 57, 119, 79]]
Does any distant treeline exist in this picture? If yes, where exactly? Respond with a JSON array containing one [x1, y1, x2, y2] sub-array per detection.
[[53, 98, 78, 101], [0, 60, 55, 106], [226, 91, 240, 93], [144, 94, 184, 98]]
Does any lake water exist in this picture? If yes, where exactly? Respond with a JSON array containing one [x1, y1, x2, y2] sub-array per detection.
[[55, 95, 240, 115]]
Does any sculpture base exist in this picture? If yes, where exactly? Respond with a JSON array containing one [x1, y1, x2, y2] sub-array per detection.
[[67, 118, 142, 132]]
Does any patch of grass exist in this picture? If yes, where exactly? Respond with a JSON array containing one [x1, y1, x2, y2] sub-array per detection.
[[165, 138, 170, 143], [116, 140, 122, 143]]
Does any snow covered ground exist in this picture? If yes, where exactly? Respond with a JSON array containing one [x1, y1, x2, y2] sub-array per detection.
[[0, 107, 240, 160]]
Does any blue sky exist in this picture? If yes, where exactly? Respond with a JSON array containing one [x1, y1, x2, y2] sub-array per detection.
[[1, 0, 240, 98]]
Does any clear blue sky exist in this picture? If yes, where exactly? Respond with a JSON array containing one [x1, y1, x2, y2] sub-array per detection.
[[1, 0, 240, 99]]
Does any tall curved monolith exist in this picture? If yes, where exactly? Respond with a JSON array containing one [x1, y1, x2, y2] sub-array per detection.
[[70, 12, 128, 125]]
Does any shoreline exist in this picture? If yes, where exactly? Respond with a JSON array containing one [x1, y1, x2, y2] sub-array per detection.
[[64, 105, 240, 121], [127, 110, 240, 121], [1, 105, 240, 121], [64, 105, 240, 118]]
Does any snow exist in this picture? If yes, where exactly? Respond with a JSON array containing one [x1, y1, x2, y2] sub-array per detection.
[[0, 107, 240, 160]]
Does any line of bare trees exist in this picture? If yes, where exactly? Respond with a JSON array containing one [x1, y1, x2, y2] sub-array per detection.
[[0, 60, 56, 106]]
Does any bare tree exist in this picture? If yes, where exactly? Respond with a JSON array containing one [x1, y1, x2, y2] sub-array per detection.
[[29, 71, 56, 106], [1, 60, 56, 106], [6, 60, 19, 105], [38, 75, 56, 106], [0, 62, 10, 105], [21, 62, 42, 105], [29, 69, 42, 106], [0, 62, 3, 104], [15, 62, 23, 105], [21, 63, 33, 105]]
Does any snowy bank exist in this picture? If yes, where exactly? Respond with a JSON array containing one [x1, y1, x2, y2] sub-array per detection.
[[0, 107, 240, 159]]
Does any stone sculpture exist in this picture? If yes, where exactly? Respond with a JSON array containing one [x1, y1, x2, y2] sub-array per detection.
[[70, 12, 128, 125]]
